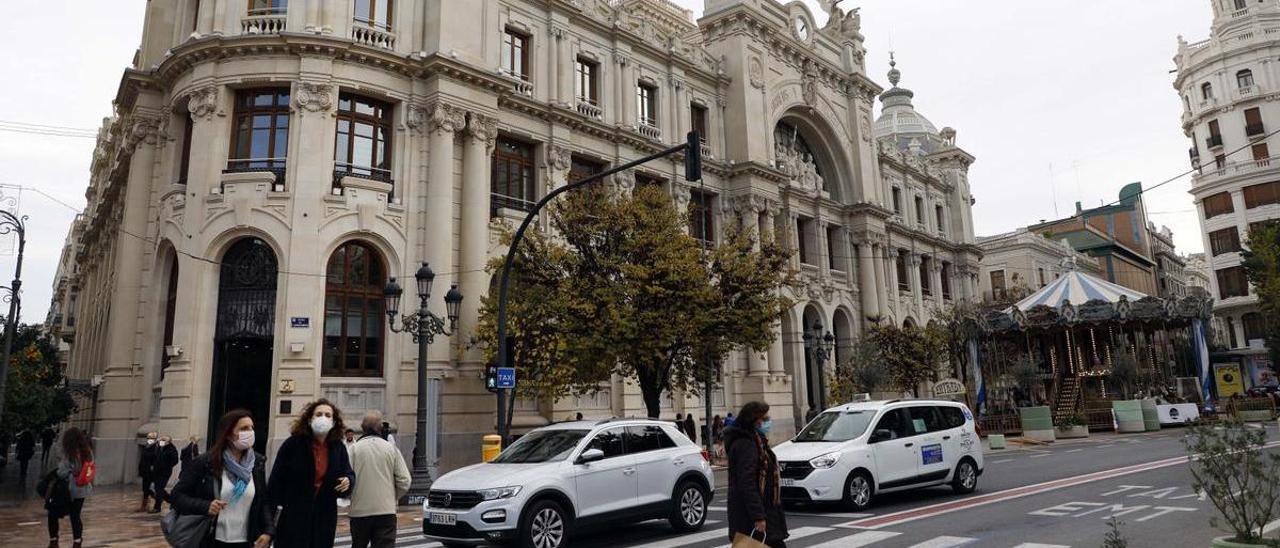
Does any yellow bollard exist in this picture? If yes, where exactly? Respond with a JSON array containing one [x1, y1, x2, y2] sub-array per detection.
[[482, 434, 503, 462]]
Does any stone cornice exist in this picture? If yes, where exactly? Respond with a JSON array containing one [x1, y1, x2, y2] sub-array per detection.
[[553, 0, 728, 84]]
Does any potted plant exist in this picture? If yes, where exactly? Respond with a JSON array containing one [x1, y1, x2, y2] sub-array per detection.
[[1055, 413, 1090, 439], [1009, 356, 1055, 442], [1109, 347, 1145, 433], [1184, 418, 1280, 546]]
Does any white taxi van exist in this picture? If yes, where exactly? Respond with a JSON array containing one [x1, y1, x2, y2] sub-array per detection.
[[772, 399, 983, 510]]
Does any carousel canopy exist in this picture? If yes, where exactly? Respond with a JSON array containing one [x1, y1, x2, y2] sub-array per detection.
[[1012, 268, 1147, 312]]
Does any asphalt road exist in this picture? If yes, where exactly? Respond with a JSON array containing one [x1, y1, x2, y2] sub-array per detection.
[[339, 424, 1280, 548]]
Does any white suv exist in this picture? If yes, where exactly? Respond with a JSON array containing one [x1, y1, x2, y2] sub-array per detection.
[[772, 399, 983, 510], [422, 419, 714, 548]]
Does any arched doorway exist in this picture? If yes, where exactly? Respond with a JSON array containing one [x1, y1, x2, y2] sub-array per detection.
[[209, 238, 278, 452], [833, 308, 854, 370]]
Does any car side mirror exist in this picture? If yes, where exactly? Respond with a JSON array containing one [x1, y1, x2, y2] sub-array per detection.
[[576, 448, 605, 464], [869, 429, 893, 443]]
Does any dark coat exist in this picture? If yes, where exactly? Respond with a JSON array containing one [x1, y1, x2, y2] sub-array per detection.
[[16, 431, 35, 461], [170, 451, 275, 546], [181, 442, 199, 467], [723, 425, 788, 546], [138, 443, 159, 479], [155, 443, 180, 480], [268, 435, 356, 548]]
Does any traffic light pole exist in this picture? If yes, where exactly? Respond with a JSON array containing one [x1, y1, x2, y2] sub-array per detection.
[[494, 132, 701, 445]]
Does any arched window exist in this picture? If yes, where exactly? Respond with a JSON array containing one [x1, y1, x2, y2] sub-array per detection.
[[1237, 69, 1255, 90], [323, 241, 386, 377], [1201, 82, 1214, 101]]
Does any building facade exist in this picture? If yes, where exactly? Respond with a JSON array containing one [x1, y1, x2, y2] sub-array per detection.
[[1028, 184, 1161, 296], [1174, 0, 1279, 364], [52, 0, 981, 483], [1151, 223, 1189, 299], [975, 228, 1103, 303]]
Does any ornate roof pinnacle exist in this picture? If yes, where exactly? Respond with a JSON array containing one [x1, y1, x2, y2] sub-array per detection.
[[887, 51, 901, 87]]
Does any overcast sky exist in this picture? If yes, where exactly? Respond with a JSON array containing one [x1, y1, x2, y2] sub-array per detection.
[[0, 1, 1215, 324]]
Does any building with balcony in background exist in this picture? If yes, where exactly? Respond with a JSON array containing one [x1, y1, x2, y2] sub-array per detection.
[[47, 0, 982, 484], [976, 228, 1103, 304], [1175, 0, 1278, 380], [1151, 223, 1189, 299]]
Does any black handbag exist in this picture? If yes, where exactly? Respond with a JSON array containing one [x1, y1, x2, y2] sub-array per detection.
[[42, 472, 72, 519], [161, 508, 213, 548]]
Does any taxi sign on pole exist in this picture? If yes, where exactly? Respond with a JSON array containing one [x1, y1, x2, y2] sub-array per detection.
[[496, 367, 517, 389]]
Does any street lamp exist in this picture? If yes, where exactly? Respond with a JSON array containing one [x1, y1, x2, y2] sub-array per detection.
[[0, 210, 26, 419], [803, 320, 835, 413], [384, 261, 462, 501]]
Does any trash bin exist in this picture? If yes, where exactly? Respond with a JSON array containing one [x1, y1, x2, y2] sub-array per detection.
[[482, 434, 502, 462]]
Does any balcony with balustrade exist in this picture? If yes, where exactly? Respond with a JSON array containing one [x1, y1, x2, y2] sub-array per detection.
[[351, 20, 396, 50], [637, 121, 662, 141]]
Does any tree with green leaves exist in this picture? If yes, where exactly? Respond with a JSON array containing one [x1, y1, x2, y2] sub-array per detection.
[[829, 336, 889, 404], [1242, 220, 1280, 366], [2, 325, 76, 435], [865, 324, 947, 397], [474, 184, 792, 419]]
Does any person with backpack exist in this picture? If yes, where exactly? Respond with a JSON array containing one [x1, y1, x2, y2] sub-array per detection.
[[170, 409, 274, 548], [43, 427, 95, 548]]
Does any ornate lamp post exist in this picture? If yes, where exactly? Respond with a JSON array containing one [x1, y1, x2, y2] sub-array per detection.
[[0, 210, 26, 418], [803, 320, 835, 413], [384, 262, 462, 500]]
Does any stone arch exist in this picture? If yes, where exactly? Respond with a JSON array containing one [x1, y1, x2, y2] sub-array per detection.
[[832, 307, 855, 367], [144, 239, 182, 395], [321, 239, 389, 377], [903, 316, 918, 329], [800, 303, 827, 415], [773, 107, 857, 203]]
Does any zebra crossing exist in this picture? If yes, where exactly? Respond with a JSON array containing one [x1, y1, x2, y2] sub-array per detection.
[[332, 522, 1075, 548]]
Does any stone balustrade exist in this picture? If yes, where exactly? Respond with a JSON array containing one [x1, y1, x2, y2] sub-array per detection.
[[351, 23, 396, 50], [241, 14, 286, 35]]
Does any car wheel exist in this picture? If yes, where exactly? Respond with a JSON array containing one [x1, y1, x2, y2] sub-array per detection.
[[520, 499, 568, 548], [952, 459, 978, 494], [842, 471, 874, 511], [669, 480, 708, 532]]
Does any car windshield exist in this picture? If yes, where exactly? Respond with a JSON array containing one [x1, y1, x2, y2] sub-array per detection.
[[491, 429, 588, 464], [794, 410, 875, 442]]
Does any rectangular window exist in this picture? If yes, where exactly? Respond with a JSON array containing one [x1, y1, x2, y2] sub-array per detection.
[[1202, 191, 1235, 219], [897, 250, 910, 291], [353, 0, 392, 29], [827, 225, 843, 272], [1243, 313, 1267, 342], [892, 187, 902, 214], [691, 103, 709, 143], [941, 262, 953, 300], [491, 137, 537, 215], [920, 257, 932, 296], [635, 172, 666, 190], [797, 217, 814, 265], [990, 269, 1006, 300], [178, 115, 194, 185], [935, 205, 945, 233], [690, 189, 714, 245], [247, 0, 287, 16], [637, 82, 657, 126], [1037, 267, 1046, 288], [1236, 0, 1248, 10], [1207, 119, 1223, 148], [1246, 107, 1265, 136], [1239, 70, 1256, 89], [574, 57, 598, 104], [229, 88, 290, 171], [915, 196, 925, 224], [1215, 154, 1227, 170], [1243, 181, 1280, 208], [502, 28, 529, 80], [1216, 266, 1250, 299], [1252, 143, 1270, 162], [334, 93, 394, 183], [568, 155, 604, 185], [1209, 227, 1243, 256], [1251, 220, 1278, 239]]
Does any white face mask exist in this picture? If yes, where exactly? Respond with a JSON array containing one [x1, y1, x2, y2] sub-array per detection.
[[158, 440, 168, 447], [146, 439, 156, 446], [233, 430, 255, 451], [311, 416, 334, 437]]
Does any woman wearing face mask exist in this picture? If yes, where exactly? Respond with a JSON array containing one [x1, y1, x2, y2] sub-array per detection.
[[268, 399, 355, 548], [723, 401, 789, 548], [169, 410, 274, 548]]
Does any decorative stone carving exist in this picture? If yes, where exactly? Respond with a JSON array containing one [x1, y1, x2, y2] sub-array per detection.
[[859, 107, 872, 143], [466, 112, 499, 147], [748, 57, 764, 89], [612, 170, 635, 192], [672, 182, 691, 210], [773, 139, 824, 197], [186, 85, 219, 122], [405, 104, 427, 134], [126, 114, 164, 150], [427, 102, 466, 134], [547, 144, 573, 172], [293, 82, 334, 116]]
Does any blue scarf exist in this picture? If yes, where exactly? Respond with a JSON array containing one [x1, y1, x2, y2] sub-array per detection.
[[222, 449, 255, 504]]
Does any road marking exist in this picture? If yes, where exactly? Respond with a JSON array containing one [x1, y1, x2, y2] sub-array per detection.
[[1013, 544, 1071, 548], [708, 505, 727, 511], [17, 521, 40, 526], [837, 440, 1280, 530], [789, 511, 874, 518], [807, 530, 902, 547], [1030, 454, 1049, 459], [638, 527, 731, 548], [710, 526, 830, 548], [907, 535, 977, 547], [991, 458, 1012, 464], [1065, 449, 1083, 453], [334, 528, 420, 543], [1098, 444, 1114, 448]]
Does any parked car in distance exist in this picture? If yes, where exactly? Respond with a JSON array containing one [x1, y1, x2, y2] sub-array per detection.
[[772, 399, 984, 511], [422, 418, 714, 548]]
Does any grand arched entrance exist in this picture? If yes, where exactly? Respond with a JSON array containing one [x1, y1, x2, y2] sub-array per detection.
[[209, 237, 278, 452]]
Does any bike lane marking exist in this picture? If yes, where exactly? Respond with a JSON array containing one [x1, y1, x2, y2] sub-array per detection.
[[837, 440, 1280, 530]]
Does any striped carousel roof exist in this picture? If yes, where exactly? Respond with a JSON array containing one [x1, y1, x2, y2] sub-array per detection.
[[1012, 268, 1147, 312]]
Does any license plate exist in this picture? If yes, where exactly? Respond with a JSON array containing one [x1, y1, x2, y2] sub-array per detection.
[[429, 512, 457, 526], [781, 478, 796, 487]]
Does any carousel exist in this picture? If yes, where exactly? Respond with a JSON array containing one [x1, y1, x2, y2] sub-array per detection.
[[967, 260, 1215, 432]]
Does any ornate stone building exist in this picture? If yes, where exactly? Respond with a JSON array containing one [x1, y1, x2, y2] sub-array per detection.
[[1175, 0, 1280, 366], [976, 228, 1103, 303], [51, 0, 980, 483]]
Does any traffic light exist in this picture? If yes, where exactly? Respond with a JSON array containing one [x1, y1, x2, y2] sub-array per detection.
[[685, 130, 702, 182], [485, 364, 499, 393]]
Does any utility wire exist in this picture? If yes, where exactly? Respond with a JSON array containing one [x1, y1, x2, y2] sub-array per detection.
[[0, 184, 82, 213]]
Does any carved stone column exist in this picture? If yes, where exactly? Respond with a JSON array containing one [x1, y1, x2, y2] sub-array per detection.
[[909, 253, 924, 315], [197, 0, 215, 35], [887, 247, 900, 308], [930, 258, 944, 307], [425, 101, 465, 366], [873, 243, 888, 318], [459, 112, 497, 367], [816, 220, 830, 272], [857, 239, 879, 320], [736, 196, 762, 251], [552, 26, 570, 107], [616, 54, 634, 128]]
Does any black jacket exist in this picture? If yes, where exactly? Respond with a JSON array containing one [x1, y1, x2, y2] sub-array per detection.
[[139, 443, 159, 479], [181, 442, 199, 467], [155, 444, 180, 479], [16, 431, 35, 461], [169, 451, 275, 546], [723, 425, 788, 545], [268, 435, 355, 548]]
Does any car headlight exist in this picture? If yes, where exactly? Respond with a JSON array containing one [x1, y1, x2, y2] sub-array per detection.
[[480, 486, 522, 501], [810, 452, 840, 469]]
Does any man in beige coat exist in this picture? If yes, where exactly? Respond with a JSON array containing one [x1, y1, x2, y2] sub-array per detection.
[[348, 410, 412, 548]]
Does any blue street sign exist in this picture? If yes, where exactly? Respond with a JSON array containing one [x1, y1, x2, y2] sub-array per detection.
[[496, 367, 516, 389]]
